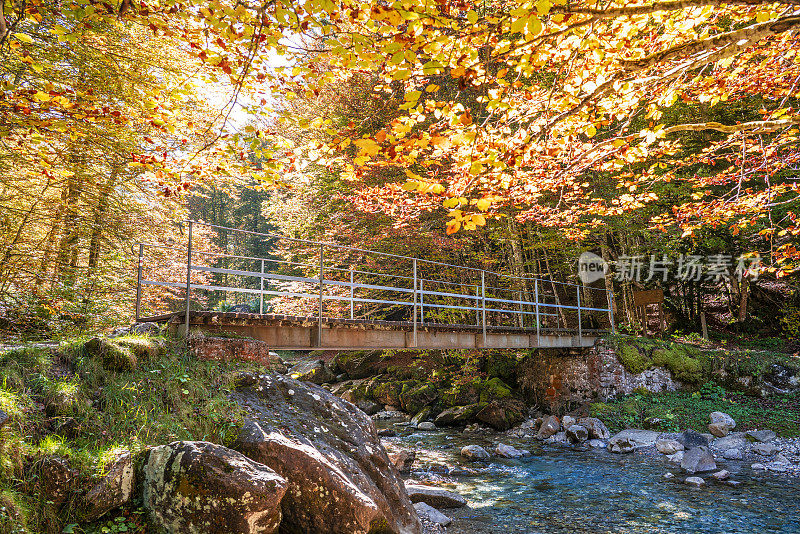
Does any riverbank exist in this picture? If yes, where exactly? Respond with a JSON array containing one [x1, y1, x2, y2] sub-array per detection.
[[380, 421, 800, 533]]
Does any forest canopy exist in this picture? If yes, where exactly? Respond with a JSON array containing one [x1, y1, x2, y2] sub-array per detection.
[[1, 0, 799, 335]]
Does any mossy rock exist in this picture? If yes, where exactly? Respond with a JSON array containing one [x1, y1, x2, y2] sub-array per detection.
[[475, 399, 525, 431], [442, 378, 481, 407], [114, 336, 167, 361], [83, 337, 137, 372], [619, 343, 651, 374], [485, 352, 518, 383], [479, 377, 512, 403], [331, 350, 387, 379], [399, 382, 438, 414], [42, 379, 83, 416], [386, 365, 414, 380], [372, 381, 402, 406]]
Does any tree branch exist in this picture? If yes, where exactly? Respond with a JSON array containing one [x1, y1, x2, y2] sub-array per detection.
[[664, 118, 800, 134], [622, 14, 800, 71], [564, 0, 800, 18]]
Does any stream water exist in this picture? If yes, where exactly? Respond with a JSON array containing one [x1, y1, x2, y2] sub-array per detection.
[[387, 427, 800, 534]]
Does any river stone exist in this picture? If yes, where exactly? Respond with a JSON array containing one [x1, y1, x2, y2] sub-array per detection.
[[405, 485, 467, 509], [711, 470, 730, 480], [708, 412, 736, 437], [389, 450, 416, 474], [746, 430, 777, 443], [681, 446, 717, 474], [496, 443, 529, 458], [413, 503, 452, 527], [752, 463, 766, 470], [562, 415, 576, 430], [231, 374, 421, 534], [663, 472, 675, 480], [655, 439, 684, 455], [461, 445, 490, 461], [356, 400, 381, 416], [667, 451, 684, 464], [537, 415, 560, 440], [578, 417, 611, 440], [712, 433, 747, 451], [677, 429, 709, 449], [685, 476, 705, 487], [142, 441, 287, 534], [81, 451, 135, 521], [417, 422, 436, 431], [566, 425, 589, 444], [288, 360, 336, 385], [752, 442, 778, 456], [411, 407, 434, 427], [588, 439, 606, 448], [608, 429, 660, 453], [723, 448, 744, 460]]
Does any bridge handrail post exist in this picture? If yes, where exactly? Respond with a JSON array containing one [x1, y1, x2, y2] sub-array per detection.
[[577, 285, 582, 345], [535, 278, 540, 347], [135, 243, 143, 322], [475, 285, 480, 326], [413, 258, 418, 347], [318, 244, 324, 347], [420, 279, 424, 325], [260, 259, 265, 315], [607, 288, 615, 333], [184, 221, 193, 338], [350, 267, 354, 320], [481, 270, 486, 347]]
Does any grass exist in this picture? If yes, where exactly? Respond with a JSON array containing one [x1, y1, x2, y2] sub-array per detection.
[[0, 335, 268, 532], [591, 382, 800, 437]]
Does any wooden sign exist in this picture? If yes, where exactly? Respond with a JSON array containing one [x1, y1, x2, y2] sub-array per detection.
[[633, 289, 664, 307]]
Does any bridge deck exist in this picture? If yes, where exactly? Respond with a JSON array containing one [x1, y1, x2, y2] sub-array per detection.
[[143, 311, 604, 350]]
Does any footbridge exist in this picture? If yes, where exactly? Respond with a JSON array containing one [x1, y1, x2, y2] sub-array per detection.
[[136, 221, 614, 350]]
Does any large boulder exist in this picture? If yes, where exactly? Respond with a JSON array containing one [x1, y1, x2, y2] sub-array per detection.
[[712, 432, 747, 451], [288, 360, 336, 385], [388, 450, 416, 474], [495, 443, 530, 458], [536, 415, 561, 440], [142, 441, 287, 534], [655, 439, 684, 455], [677, 429, 710, 449], [400, 383, 439, 414], [475, 400, 525, 431], [566, 425, 589, 444], [82, 451, 135, 521], [404, 485, 467, 509], [460, 445, 490, 461], [708, 412, 736, 437], [231, 374, 421, 534], [577, 417, 610, 440], [41, 457, 76, 508], [331, 351, 387, 380], [680, 446, 717, 474], [434, 404, 480, 427], [608, 429, 660, 453], [746, 429, 776, 443]]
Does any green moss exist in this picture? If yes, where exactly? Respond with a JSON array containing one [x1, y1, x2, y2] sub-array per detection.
[[399, 382, 438, 414], [479, 377, 512, 403], [82, 337, 137, 372], [485, 352, 517, 382], [619, 344, 651, 374], [114, 335, 167, 361]]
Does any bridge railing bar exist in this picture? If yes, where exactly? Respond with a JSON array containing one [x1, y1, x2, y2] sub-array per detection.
[[136, 221, 615, 336]]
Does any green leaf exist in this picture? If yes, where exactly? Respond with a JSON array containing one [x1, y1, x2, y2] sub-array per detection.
[[13, 33, 34, 44]]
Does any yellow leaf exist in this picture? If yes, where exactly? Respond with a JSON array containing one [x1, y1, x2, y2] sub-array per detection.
[[446, 220, 461, 235], [472, 214, 486, 226], [401, 181, 419, 191], [13, 33, 33, 44], [476, 198, 491, 211]]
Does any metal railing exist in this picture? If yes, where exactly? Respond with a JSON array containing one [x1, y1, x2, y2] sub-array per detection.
[[135, 221, 615, 346]]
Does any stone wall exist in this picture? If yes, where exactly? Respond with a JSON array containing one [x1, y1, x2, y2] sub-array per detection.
[[517, 339, 685, 413]]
